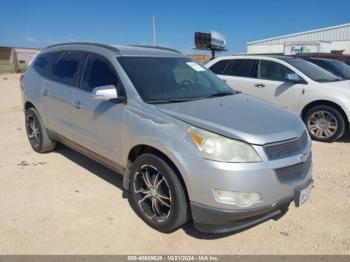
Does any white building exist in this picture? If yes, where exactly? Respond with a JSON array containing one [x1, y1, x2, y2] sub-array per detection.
[[246, 23, 350, 55], [0, 45, 41, 73]]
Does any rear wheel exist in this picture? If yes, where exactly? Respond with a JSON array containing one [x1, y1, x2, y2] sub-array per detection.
[[128, 154, 188, 233], [304, 105, 345, 142], [25, 107, 56, 152]]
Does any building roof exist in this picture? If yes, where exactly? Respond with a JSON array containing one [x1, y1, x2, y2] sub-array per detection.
[[0, 44, 41, 50], [247, 23, 350, 46]]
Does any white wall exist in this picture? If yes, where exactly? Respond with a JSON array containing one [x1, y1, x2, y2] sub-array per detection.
[[247, 44, 284, 54], [247, 41, 350, 54], [14, 48, 40, 65], [331, 41, 350, 54]]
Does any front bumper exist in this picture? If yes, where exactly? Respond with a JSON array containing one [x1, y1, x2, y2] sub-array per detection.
[[191, 197, 292, 234], [180, 149, 312, 233], [183, 151, 312, 210], [190, 177, 313, 234]]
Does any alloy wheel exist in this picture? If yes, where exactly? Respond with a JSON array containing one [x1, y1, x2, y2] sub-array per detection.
[[307, 110, 338, 139], [133, 164, 172, 222], [26, 114, 41, 147]]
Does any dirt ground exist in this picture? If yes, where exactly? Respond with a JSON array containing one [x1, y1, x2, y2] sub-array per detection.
[[0, 73, 349, 255]]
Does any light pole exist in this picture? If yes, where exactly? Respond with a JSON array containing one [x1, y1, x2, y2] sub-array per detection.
[[152, 15, 157, 46]]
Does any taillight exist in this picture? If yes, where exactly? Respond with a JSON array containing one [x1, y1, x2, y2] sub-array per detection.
[[20, 74, 24, 82]]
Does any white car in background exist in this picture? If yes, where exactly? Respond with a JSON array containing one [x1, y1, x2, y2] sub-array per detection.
[[206, 55, 350, 142]]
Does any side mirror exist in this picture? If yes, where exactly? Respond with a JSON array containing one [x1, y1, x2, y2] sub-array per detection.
[[91, 85, 118, 101], [285, 73, 302, 83]]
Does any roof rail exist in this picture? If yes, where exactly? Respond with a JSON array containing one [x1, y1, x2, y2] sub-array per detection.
[[46, 42, 120, 53], [128, 45, 181, 54]]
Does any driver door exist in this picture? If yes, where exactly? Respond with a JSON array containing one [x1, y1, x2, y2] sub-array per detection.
[[251, 59, 304, 112], [71, 53, 126, 165]]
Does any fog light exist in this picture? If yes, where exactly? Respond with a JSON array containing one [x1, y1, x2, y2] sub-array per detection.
[[213, 189, 262, 207]]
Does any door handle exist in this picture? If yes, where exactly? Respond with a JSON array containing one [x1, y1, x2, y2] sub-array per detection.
[[42, 89, 49, 96], [72, 101, 83, 109], [255, 83, 265, 88]]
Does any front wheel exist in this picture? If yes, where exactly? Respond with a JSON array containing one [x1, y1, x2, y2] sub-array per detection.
[[304, 105, 346, 142], [128, 154, 188, 233]]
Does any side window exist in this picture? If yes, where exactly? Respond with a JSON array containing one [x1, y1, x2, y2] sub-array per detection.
[[209, 59, 230, 74], [33, 52, 59, 78], [52, 51, 82, 86], [257, 60, 293, 82], [229, 59, 257, 78], [80, 54, 119, 93]]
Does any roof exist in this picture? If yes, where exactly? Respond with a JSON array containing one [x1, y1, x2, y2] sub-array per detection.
[[212, 54, 305, 62], [247, 23, 350, 46], [46, 42, 182, 56], [0, 44, 42, 50], [220, 54, 289, 59]]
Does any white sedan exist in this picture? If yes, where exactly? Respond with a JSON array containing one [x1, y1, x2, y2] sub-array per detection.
[[206, 55, 350, 142]]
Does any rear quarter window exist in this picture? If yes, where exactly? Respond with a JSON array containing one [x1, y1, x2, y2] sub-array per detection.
[[33, 52, 59, 78]]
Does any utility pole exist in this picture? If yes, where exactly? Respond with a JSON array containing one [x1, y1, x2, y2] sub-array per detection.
[[152, 15, 157, 46]]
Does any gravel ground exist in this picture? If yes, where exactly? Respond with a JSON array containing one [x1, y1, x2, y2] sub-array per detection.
[[0, 74, 349, 255]]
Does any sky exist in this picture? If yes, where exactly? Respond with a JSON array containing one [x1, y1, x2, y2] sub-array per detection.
[[1, 0, 350, 54]]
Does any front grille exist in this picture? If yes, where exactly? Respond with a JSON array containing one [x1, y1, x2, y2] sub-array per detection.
[[263, 131, 309, 161], [274, 154, 312, 183]]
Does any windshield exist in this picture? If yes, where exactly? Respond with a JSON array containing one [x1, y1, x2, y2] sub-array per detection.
[[314, 59, 350, 80], [118, 57, 234, 103], [286, 58, 341, 82]]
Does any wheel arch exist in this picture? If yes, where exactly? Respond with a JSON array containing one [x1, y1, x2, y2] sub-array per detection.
[[24, 101, 36, 110], [124, 144, 190, 204], [301, 100, 349, 129]]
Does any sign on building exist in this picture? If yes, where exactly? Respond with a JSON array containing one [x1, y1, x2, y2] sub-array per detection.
[[284, 41, 331, 55]]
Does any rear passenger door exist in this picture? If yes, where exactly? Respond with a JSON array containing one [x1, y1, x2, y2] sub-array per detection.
[[41, 51, 83, 139], [217, 59, 258, 95], [71, 53, 126, 166]]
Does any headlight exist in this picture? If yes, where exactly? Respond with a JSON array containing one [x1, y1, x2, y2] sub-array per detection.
[[187, 127, 261, 163]]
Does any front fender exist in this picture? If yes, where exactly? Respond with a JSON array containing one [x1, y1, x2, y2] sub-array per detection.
[[300, 96, 350, 121], [121, 103, 196, 193]]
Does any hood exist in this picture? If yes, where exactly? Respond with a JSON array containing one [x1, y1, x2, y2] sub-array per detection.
[[319, 80, 350, 93], [156, 94, 305, 145], [317, 81, 350, 100]]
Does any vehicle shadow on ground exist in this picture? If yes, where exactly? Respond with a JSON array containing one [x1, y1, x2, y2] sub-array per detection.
[[338, 133, 350, 143], [54, 143, 126, 197]]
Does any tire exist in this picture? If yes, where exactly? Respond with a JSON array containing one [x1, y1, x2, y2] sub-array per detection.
[[25, 107, 56, 153], [304, 105, 346, 142], [128, 153, 188, 233]]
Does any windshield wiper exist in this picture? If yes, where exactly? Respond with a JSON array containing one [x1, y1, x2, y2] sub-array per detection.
[[317, 78, 342, 82], [147, 98, 196, 104], [202, 91, 235, 99], [146, 92, 235, 104]]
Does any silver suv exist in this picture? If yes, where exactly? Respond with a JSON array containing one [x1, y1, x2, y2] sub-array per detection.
[[21, 43, 313, 234]]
